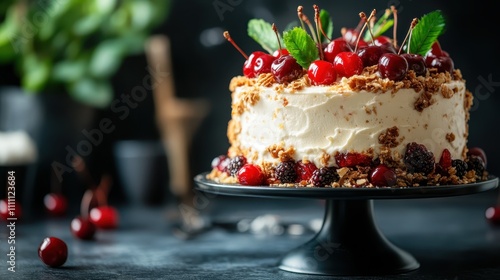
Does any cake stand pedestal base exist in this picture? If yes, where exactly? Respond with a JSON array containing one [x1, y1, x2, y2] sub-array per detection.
[[279, 199, 418, 276]]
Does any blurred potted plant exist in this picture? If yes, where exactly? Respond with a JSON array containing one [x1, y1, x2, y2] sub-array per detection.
[[0, 0, 170, 213]]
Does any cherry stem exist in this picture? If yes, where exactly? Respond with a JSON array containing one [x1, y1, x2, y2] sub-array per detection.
[[362, 10, 376, 44], [391, 5, 398, 49], [298, 6, 318, 44], [80, 189, 95, 218], [297, 6, 306, 30], [354, 10, 376, 53], [96, 174, 112, 207], [272, 23, 283, 56], [223, 31, 248, 60], [313, 4, 325, 60], [398, 18, 418, 55]]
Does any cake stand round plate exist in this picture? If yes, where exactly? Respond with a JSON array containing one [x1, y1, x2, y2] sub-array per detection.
[[194, 173, 498, 276]]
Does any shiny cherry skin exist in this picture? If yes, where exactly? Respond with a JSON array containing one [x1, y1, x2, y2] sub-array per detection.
[[0, 199, 22, 220], [369, 164, 397, 187], [70, 216, 96, 240], [271, 55, 303, 83], [273, 48, 290, 57], [372, 36, 392, 46], [468, 147, 487, 167], [308, 60, 337, 85], [333, 52, 363, 78], [243, 51, 266, 78], [485, 206, 500, 225], [237, 164, 265, 186], [89, 205, 119, 229], [357, 45, 385, 67], [342, 28, 359, 46], [425, 41, 446, 62], [324, 38, 352, 63], [401, 53, 426, 76], [44, 193, 68, 217], [38, 237, 68, 267], [378, 53, 408, 81], [428, 55, 454, 73], [253, 53, 275, 76]]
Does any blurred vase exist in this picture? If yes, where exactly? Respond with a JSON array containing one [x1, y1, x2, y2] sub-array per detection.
[[113, 140, 168, 206]]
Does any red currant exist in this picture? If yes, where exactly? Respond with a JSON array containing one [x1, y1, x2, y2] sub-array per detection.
[[401, 53, 426, 76], [38, 237, 68, 267], [323, 38, 352, 63], [70, 216, 96, 240], [369, 164, 397, 187], [295, 161, 318, 182], [0, 199, 22, 220], [44, 193, 68, 217], [271, 55, 303, 83], [485, 206, 500, 225], [335, 152, 372, 167], [89, 205, 119, 229], [333, 52, 363, 78], [378, 53, 408, 81], [237, 164, 265, 186], [438, 149, 452, 169], [308, 60, 337, 85]]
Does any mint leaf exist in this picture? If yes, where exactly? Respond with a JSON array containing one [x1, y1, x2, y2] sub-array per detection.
[[409, 10, 446, 56], [283, 27, 318, 69], [319, 9, 333, 43], [247, 19, 280, 54]]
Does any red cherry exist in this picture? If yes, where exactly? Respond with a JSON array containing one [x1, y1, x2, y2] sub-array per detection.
[[243, 51, 266, 78], [485, 206, 500, 225], [38, 237, 68, 267], [308, 60, 337, 85], [237, 164, 265, 186], [70, 216, 96, 240], [357, 45, 385, 67], [372, 36, 392, 46], [0, 199, 22, 220], [439, 149, 452, 169], [425, 41, 446, 60], [342, 28, 359, 46], [335, 152, 372, 167], [324, 38, 352, 63], [369, 164, 397, 187], [89, 206, 119, 229], [401, 53, 426, 76], [271, 55, 303, 83], [333, 52, 363, 78], [295, 161, 318, 182], [254, 54, 275, 76], [273, 48, 290, 57], [428, 55, 454, 73], [468, 147, 487, 167], [378, 53, 408, 81], [44, 193, 68, 217]]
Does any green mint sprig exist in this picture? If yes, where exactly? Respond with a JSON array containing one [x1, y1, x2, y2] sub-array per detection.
[[247, 19, 280, 54], [408, 10, 446, 56], [283, 27, 318, 69]]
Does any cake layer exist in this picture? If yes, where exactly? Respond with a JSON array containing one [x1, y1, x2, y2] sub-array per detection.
[[227, 72, 471, 169]]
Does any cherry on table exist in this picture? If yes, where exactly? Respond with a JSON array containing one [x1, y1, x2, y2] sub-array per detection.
[[38, 237, 68, 267], [0, 199, 22, 220], [89, 205, 119, 229], [71, 216, 96, 240], [44, 193, 68, 217], [485, 206, 500, 225]]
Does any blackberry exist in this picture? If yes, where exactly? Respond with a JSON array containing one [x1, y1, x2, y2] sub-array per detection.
[[310, 167, 338, 187], [467, 156, 485, 177], [226, 156, 247, 177], [403, 142, 435, 174], [451, 159, 468, 177], [275, 161, 297, 183]]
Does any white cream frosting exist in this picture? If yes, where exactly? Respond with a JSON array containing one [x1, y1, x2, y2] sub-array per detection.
[[230, 79, 468, 168]]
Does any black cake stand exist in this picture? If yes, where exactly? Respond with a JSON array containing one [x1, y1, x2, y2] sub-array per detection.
[[194, 173, 498, 276]]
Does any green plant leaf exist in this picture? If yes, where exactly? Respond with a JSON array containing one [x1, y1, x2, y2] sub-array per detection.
[[70, 78, 113, 108], [319, 9, 333, 43], [89, 39, 126, 78], [21, 54, 51, 92], [247, 19, 280, 53], [52, 59, 87, 82], [364, 9, 394, 41], [409, 10, 446, 56], [283, 27, 318, 69]]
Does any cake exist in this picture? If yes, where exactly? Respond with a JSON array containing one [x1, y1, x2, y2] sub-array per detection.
[[207, 6, 488, 187]]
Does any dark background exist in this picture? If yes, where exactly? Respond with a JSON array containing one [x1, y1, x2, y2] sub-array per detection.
[[1, 0, 499, 210]]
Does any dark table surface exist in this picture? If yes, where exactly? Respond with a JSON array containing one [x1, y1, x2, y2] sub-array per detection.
[[2, 186, 500, 280]]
